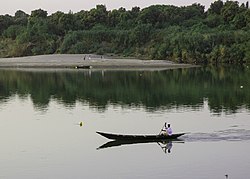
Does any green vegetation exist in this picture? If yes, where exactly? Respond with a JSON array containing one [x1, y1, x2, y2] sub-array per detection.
[[0, 1, 250, 63]]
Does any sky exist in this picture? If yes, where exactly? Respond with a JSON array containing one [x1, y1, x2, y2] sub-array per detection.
[[0, 0, 247, 15]]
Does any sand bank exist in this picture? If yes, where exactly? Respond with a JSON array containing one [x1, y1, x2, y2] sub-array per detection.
[[0, 54, 196, 70]]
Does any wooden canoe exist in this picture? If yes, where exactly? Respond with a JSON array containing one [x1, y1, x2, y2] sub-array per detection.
[[75, 65, 92, 69], [96, 131, 185, 141]]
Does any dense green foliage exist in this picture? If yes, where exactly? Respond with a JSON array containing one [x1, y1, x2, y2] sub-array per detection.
[[0, 1, 250, 63], [0, 66, 249, 114]]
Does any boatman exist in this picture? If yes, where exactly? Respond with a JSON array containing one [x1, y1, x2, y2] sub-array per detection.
[[162, 123, 173, 136]]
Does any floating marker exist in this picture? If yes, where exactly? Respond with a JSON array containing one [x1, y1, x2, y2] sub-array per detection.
[[79, 122, 83, 126], [240, 86, 243, 89]]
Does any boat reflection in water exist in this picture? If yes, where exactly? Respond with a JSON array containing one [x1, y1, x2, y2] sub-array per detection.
[[158, 140, 173, 153], [97, 139, 183, 154]]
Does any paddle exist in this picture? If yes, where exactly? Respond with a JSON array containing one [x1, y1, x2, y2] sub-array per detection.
[[159, 123, 166, 135]]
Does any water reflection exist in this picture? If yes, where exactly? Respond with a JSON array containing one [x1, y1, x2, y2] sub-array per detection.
[[158, 141, 173, 153], [97, 139, 181, 154], [0, 65, 249, 114]]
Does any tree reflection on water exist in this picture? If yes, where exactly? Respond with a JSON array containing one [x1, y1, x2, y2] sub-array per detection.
[[0, 65, 249, 114]]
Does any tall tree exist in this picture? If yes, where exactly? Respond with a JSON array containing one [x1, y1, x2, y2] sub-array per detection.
[[221, 1, 240, 23], [208, 0, 224, 15]]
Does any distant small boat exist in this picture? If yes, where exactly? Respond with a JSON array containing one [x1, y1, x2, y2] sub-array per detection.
[[96, 131, 185, 141], [75, 65, 92, 69]]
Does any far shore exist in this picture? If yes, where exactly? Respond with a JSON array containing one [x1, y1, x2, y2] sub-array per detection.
[[0, 54, 197, 70]]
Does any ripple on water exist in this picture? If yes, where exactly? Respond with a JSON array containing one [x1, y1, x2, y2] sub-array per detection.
[[181, 128, 250, 142]]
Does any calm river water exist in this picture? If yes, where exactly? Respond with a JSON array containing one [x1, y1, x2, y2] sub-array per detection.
[[0, 66, 250, 179]]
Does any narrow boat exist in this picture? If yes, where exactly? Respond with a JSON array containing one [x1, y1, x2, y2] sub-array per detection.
[[75, 65, 92, 69], [96, 131, 185, 141]]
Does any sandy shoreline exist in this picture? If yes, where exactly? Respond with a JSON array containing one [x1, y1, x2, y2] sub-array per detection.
[[0, 54, 196, 70]]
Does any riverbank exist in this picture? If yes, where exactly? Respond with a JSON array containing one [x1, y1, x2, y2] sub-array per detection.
[[0, 54, 197, 70]]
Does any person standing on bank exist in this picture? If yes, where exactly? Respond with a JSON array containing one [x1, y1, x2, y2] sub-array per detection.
[[161, 123, 173, 136]]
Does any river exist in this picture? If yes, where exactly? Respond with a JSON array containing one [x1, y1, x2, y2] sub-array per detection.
[[0, 66, 249, 179]]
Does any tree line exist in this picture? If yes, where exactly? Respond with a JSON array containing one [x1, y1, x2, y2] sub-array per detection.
[[0, 0, 250, 64]]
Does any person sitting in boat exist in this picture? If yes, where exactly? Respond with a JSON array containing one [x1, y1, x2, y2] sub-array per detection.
[[162, 123, 172, 136]]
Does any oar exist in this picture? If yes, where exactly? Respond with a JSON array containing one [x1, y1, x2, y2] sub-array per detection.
[[158, 123, 166, 135]]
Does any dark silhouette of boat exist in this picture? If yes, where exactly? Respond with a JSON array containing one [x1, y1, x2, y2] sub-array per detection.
[[96, 131, 185, 141], [75, 65, 92, 69]]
